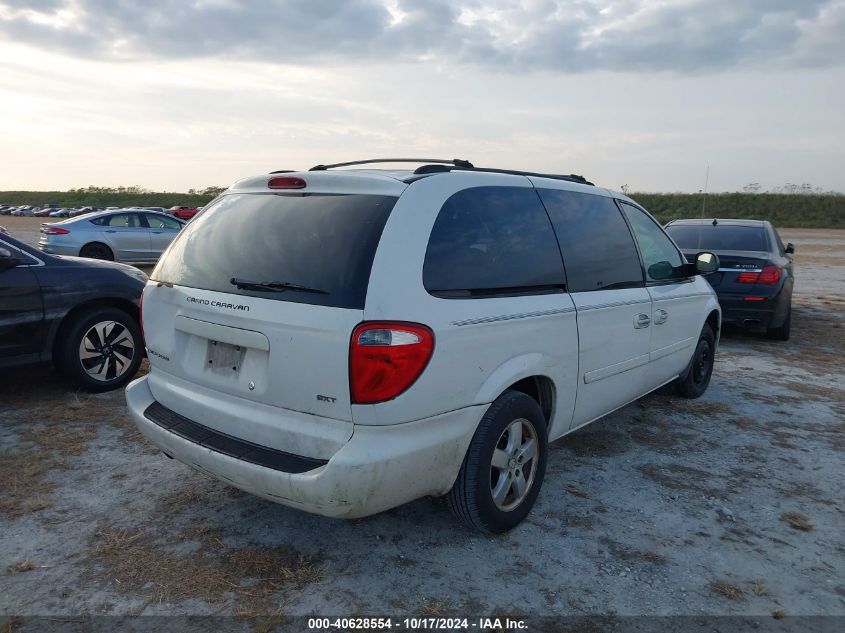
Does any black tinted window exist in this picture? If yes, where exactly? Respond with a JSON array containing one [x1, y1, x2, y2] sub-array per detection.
[[665, 224, 769, 252], [537, 189, 643, 292], [151, 193, 396, 309], [620, 202, 687, 282], [423, 186, 565, 296]]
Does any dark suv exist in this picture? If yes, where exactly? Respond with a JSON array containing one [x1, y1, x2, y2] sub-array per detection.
[[0, 232, 146, 390], [665, 219, 794, 340]]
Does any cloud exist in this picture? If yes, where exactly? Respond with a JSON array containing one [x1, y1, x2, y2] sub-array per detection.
[[0, 0, 842, 72]]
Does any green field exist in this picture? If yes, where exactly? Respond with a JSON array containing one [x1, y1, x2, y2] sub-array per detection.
[[2, 190, 843, 228], [631, 192, 845, 228]]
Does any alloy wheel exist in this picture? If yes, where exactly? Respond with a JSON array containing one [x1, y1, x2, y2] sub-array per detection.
[[490, 418, 539, 511], [78, 320, 136, 382]]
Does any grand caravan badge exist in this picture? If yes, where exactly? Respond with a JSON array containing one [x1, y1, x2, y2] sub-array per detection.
[[186, 296, 250, 312]]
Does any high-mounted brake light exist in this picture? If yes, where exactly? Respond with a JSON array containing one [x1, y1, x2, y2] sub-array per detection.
[[42, 226, 69, 235], [350, 322, 434, 404], [268, 176, 306, 189], [737, 264, 781, 285]]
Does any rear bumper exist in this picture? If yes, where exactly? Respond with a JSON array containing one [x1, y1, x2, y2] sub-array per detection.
[[125, 375, 483, 518], [718, 292, 788, 329], [38, 241, 78, 256]]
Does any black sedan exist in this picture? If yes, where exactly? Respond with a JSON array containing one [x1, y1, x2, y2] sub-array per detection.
[[0, 232, 147, 390], [665, 219, 794, 341]]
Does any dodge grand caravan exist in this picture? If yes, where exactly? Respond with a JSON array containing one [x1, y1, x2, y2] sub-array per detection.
[[126, 158, 721, 532]]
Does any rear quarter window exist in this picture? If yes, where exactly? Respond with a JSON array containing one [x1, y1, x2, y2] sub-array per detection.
[[423, 186, 566, 297], [151, 193, 396, 309]]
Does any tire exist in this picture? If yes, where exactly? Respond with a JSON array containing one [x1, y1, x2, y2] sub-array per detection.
[[674, 323, 716, 399], [766, 305, 791, 341], [79, 242, 114, 261], [55, 306, 143, 392], [446, 390, 548, 533]]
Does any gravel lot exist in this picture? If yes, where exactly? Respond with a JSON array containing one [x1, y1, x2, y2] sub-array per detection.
[[1, 219, 843, 626]]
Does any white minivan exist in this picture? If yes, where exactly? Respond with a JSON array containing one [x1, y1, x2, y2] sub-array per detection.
[[126, 159, 721, 532]]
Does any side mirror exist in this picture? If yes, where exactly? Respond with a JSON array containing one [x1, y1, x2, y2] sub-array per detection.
[[694, 251, 719, 275], [647, 260, 675, 280], [785, 243, 795, 254], [0, 246, 21, 272]]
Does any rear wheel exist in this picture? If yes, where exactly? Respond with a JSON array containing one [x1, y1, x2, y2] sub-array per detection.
[[446, 390, 548, 533], [55, 307, 143, 392], [674, 323, 716, 399], [79, 242, 114, 261], [766, 305, 791, 341]]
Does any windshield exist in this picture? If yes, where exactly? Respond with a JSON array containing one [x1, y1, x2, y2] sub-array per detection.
[[151, 192, 397, 309], [665, 224, 769, 252]]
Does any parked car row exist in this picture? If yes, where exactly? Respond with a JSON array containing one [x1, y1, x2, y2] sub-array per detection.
[[1, 158, 796, 533], [39, 209, 186, 263], [0, 204, 201, 219]]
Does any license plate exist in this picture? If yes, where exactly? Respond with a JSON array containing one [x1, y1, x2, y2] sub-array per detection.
[[206, 340, 245, 373]]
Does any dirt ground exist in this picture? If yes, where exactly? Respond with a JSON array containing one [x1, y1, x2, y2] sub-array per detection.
[[1, 221, 843, 626]]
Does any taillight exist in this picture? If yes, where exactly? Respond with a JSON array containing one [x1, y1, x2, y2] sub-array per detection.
[[42, 226, 69, 235], [737, 265, 781, 285], [350, 322, 434, 404], [268, 176, 306, 189], [756, 265, 781, 285]]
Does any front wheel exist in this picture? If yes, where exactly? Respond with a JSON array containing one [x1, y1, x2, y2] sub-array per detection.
[[446, 390, 548, 533], [674, 323, 716, 399], [55, 307, 143, 392]]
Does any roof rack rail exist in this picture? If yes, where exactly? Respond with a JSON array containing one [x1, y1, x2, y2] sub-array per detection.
[[411, 164, 594, 186], [309, 158, 474, 171]]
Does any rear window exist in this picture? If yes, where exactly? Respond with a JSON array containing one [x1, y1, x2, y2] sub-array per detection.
[[151, 193, 396, 309], [666, 224, 769, 252]]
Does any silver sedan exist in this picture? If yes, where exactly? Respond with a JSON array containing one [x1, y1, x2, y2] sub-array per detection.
[[38, 209, 185, 263]]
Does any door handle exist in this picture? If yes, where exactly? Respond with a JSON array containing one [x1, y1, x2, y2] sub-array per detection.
[[654, 309, 669, 325], [104, 230, 116, 233], [634, 313, 651, 329], [151, 231, 162, 234]]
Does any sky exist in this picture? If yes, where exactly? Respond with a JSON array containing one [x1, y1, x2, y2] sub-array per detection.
[[0, 0, 843, 193]]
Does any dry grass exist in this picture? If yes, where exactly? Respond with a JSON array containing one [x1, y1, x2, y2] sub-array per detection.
[[6, 560, 34, 574], [749, 579, 769, 596], [418, 598, 450, 616], [0, 450, 54, 517], [1, 616, 23, 633], [565, 485, 589, 498], [636, 463, 722, 497], [772, 608, 786, 619], [599, 537, 667, 566], [710, 580, 746, 601], [88, 523, 323, 610], [781, 511, 815, 532]]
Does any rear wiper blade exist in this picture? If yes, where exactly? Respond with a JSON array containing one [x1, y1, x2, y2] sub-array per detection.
[[230, 277, 329, 295]]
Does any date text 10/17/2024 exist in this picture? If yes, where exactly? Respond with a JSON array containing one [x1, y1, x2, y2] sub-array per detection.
[[307, 617, 528, 631]]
